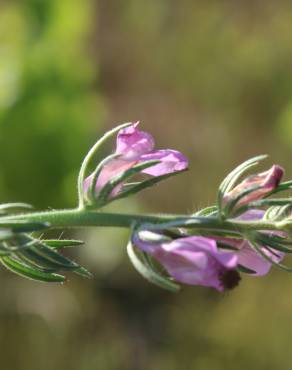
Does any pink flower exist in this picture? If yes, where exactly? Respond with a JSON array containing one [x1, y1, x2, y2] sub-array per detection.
[[133, 209, 285, 291], [84, 122, 188, 198], [223, 165, 284, 207], [133, 232, 239, 292]]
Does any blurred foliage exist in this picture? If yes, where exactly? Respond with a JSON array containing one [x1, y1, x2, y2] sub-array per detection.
[[0, 0, 105, 207], [1, 1, 292, 370]]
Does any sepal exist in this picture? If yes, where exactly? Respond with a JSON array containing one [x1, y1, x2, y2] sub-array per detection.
[[217, 155, 267, 215], [127, 238, 181, 292]]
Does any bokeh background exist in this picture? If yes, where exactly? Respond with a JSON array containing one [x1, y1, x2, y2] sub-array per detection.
[[1, 1, 292, 369]]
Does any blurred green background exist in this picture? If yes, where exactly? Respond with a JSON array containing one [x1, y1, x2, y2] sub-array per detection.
[[1, 1, 292, 369]]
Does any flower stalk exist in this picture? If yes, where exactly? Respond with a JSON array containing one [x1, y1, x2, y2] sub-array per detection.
[[0, 207, 284, 232]]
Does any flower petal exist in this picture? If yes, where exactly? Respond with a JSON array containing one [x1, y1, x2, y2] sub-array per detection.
[[236, 209, 265, 221], [216, 208, 285, 276], [163, 236, 238, 269], [139, 150, 188, 176], [133, 234, 238, 291], [236, 240, 283, 276], [116, 122, 155, 159], [84, 158, 136, 196]]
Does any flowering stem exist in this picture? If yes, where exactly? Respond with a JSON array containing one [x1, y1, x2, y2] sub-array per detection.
[[1, 208, 283, 233]]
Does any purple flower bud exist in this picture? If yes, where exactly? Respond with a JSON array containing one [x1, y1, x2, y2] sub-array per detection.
[[224, 165, 284, 207], [84, 122, 188, 198], [133, 232, 239, 292]]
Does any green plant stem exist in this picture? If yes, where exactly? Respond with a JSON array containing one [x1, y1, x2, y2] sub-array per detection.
[[1, 208, 283, 233]]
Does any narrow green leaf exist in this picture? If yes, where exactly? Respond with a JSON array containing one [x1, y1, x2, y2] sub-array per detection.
[[74, 266, 93, 278], [221, 155, 268, 194], [15, 248, 63, 271], [264, 235, 292, 246], [264, 205, 292, 221], [15, 235, 81, 271], [114, 170, 187, 202], [0, 256, 65, 282], [0, 245, 14, 256], [19, 246, 79, 271], [44, 239, 84, 249], [12, 251, 58, 273], [96, 160, 161, 206], [264, 206, 282, 221], [193, 205, 218, 217], [0, 238, 47, 256], [0, 203, 33, 213], [249, 198, 292, 208], [256, 234, 292, 254]]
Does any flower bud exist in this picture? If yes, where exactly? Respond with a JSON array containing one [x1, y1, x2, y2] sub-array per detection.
[[223, 165, 284, 208], [83, 122, 188, 204]]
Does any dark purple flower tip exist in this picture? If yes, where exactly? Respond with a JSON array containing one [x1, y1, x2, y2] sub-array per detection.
[[133, 232, 239, 292], [265, 165, 285, 187], [224, 164, 284, 207], [218, 269, 241, 290]]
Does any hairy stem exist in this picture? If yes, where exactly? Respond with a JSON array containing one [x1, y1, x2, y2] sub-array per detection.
[[1, 208, 282, 233]]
